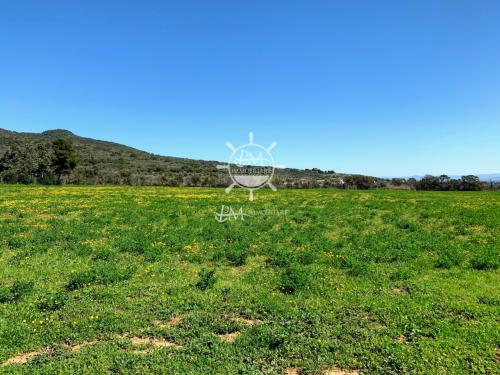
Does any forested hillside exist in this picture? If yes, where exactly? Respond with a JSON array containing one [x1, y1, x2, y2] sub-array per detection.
[[0, 129, 342, 187], [0, 129, 497, 190]]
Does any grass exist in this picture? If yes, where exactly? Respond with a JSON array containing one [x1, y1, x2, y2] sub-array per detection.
[[0, 185, 498, 374]]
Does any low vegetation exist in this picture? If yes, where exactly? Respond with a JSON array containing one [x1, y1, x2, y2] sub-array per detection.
[[0, 186, 498, 374]]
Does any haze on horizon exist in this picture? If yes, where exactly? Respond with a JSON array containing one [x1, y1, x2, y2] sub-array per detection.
[[1, 1, 499, 176]]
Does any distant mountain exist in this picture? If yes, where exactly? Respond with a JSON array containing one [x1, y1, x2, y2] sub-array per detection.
[[476, 174, 500, 182]]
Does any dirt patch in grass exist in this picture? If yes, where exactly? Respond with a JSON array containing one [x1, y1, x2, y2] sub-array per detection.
[[2, 340, 101, 367], [153, 320, 168, 329], [397, 335, 408, 344], [218, 332, 241, 343], [154, 315, 183, 329], [167, 315, 183, 327], [285, 367, 300, 375], [392, 286, 407, 294], [62, 340, 98, 352], [323, 368, 360, 375], [121, 334, 182, 353], [1, 349, 48, 367]]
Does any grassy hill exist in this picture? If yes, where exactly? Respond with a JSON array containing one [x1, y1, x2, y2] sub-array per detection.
[[0, 128, 351, 187]]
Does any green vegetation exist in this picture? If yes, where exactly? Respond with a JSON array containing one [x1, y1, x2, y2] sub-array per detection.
[[4, 128, 497, 190], [51, 139, 79, 184], [0, 186, 498, 374], [0, 135, 79, 185]]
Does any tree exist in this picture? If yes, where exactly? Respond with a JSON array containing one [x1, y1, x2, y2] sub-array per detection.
[[438, 174, 451, 190], [0, 142, 54, 184], [417, 175, 440, 190], [391, 178, 405, 187], [52, 139, 79, 184], [458, 175, 482, 191], [33, 143, 55, 184], [344, 174, 374, 189]]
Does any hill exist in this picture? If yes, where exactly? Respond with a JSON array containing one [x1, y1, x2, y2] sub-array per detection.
[[1, 128, 497, 190], [0, 128, 344, 187]]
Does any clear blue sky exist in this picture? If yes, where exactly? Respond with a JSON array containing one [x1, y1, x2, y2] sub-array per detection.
[[1, 1, 499, 176]]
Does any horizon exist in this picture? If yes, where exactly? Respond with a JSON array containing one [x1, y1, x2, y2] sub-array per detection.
[[2, 127, 499, 179], [1, 1, 500, 176]]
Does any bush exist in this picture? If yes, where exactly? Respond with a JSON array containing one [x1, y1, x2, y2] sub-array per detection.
[[252, 325, 289, 350], [267, 247, 294, 268], [10, 281, 34, 300], [0, 288, 13, 303], [278, 263, 308, 294], [37, 291, 68, 311], [66, 263, 134, 291], [225, 248, 247, 267], [0, 280, 34, 303], [346, 260, 369, 277], [470, 251, 499, 270], [196, 268, 216, 291], [435, 248, 464, 269]]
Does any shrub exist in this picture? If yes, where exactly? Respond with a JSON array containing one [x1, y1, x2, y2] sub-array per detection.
[[478, 296, 499, 306], [10, 281, 34, 300], [225, 248, 247, 267], [435, 248, 464, 269], [278, 263, 308, 294], [0, 280, 34, 303], [66, 263, 134, 291], [251, 325, 289, 350], [0, 288, 13, 303], [470, 251, 499, 270], [37, 291, 68, 311], [196, 268, 216, 291]]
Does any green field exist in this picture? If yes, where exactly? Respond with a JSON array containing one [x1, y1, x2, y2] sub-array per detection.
[[0, 186, 498, 374]]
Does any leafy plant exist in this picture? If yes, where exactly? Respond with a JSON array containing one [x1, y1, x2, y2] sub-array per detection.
[[36, 291, 68, 311], [0, 280, 34, 303], [196, 268, 216, 291], [470, 250, 499, 270], [66, 263, 134, 291], [278, 263, 308, 294]]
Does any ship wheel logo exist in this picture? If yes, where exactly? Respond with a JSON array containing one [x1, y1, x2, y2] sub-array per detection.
[[217, 132, 282, 201]]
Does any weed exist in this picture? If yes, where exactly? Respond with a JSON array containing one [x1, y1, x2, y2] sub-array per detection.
[[66, 263, 134, 291], [36, 291, 68, 311], [196, 268, 216, 291], [278, 263, 308, 294], [0, 280, 34, 303]]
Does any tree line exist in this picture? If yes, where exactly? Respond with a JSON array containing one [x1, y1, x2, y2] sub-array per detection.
[[0, 138, 497, 191], [414, 174, 484, 191], [0, 139, 79, 184]]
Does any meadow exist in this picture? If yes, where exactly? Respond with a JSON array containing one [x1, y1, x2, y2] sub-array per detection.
[[0, 185, 498, 374]]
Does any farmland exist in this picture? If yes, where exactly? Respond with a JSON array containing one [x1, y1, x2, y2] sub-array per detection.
[[0, 185, 498, 374]]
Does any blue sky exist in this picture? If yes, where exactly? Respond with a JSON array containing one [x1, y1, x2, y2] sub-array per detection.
[[1, 1, 499, 176]]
